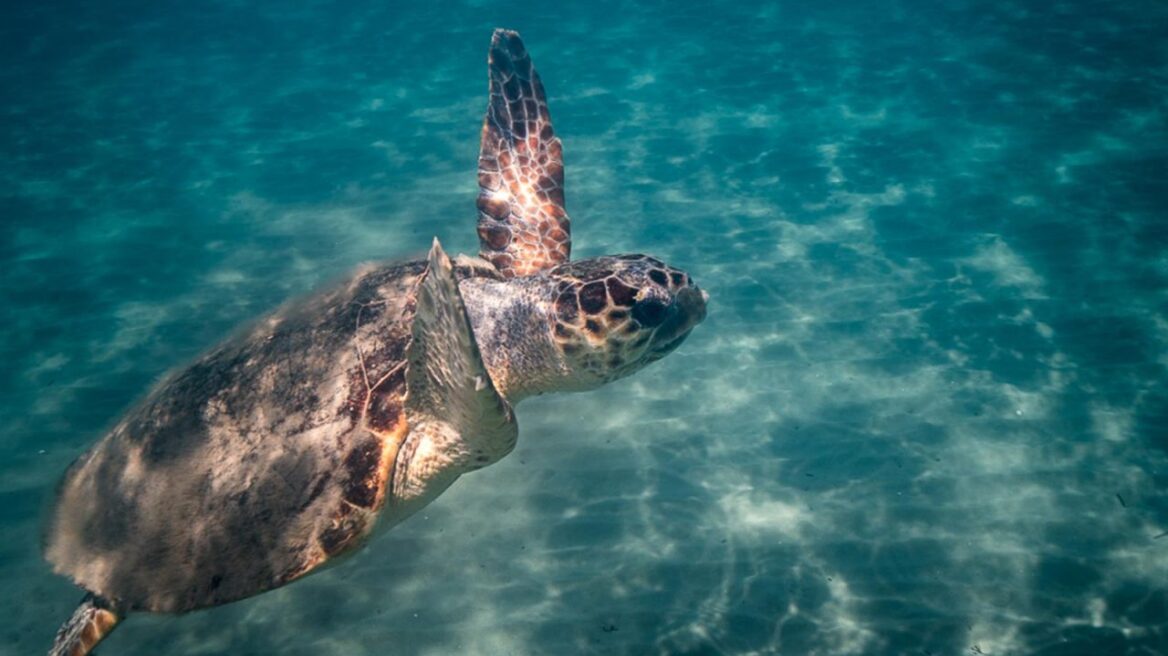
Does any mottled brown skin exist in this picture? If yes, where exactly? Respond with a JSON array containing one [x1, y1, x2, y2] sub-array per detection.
[[44, 260, 501, 613], [460, 254, 707, 400], [476, 29, 570, 278], [548, 255, 704, 380]]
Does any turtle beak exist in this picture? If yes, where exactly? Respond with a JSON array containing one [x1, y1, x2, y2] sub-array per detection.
[[648, 283, 707, 358], [678, 284, 708, 326]]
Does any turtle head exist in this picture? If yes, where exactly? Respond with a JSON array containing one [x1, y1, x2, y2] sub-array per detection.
[[459, 253, 706, 402], [545, 254, 708, 390]]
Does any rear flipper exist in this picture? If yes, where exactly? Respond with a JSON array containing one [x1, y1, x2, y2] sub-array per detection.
[[49, 593, 123, 656]]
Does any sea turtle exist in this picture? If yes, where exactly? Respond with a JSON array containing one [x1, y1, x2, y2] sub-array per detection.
[[44, 28, 707, 656]]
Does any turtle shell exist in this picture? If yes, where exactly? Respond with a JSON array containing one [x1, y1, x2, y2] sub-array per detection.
[[43, 259, 496, 613]]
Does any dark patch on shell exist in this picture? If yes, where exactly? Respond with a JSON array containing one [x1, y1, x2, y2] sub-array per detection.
[[342, 434, 382, 508], [648, 269, 668, 287], [320, 505, 365, 556], [365, 366, 406, 433], [130, 359, 222, 464], [343, 366, 368, 422]]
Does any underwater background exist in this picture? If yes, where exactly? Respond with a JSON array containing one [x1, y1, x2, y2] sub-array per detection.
[[2, 1, 1166, 654]]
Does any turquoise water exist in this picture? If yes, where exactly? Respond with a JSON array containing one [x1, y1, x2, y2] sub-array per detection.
[[3, 1, 1167, 654]]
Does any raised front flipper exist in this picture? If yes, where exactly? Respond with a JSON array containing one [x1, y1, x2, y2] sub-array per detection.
[[476, 28, 571, 278], [395, 239, 518, 509]]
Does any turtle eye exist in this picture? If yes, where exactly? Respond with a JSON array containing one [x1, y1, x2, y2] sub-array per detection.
[[632, 298, 669, 328]]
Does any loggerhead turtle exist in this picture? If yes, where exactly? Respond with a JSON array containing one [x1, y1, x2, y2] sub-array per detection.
[[44, 28, 707, 656]]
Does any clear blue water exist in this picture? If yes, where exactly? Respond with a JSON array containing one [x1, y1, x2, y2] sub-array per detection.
[[3, 1, 1167, 654]]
